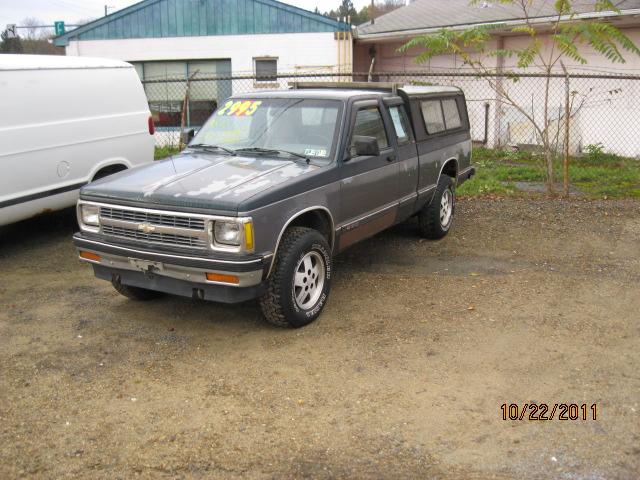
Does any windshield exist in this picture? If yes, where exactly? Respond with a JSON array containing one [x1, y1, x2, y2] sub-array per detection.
[[191, 98, 342, 162]]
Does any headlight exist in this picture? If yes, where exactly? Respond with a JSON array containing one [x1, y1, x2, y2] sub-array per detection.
[[214, 221, 241, 246], [78, 203, 100, 232], [211, 218, 254, 252], [81, 204, 100, 226]]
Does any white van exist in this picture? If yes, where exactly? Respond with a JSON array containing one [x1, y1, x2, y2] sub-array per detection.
[[0, 54, 155, 226]]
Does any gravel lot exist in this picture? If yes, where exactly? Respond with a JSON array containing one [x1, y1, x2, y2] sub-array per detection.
[[1, 199, 639, 480]]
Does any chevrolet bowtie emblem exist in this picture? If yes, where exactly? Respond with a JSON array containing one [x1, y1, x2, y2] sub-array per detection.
[[138, 223, 156, 234]]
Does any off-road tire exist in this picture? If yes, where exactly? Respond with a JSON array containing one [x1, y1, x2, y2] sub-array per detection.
[[111, 276, 164, 301], [418, 175, 456, 240], [260, 227, 332, 328]]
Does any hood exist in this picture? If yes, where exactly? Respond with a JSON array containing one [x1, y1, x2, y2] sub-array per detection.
[[81, 151, 321, 213]]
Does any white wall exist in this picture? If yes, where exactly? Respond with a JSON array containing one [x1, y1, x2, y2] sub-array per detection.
[[65, 32, 346, 75]]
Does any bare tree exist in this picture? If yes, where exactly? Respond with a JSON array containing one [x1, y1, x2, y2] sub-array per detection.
[[371, 0, 406, 18], [21, 17, 49, 41]]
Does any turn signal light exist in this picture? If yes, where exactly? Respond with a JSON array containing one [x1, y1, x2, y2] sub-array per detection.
[[79, 251, 101, 262], [206, 273, 240, 285], [244, 222, 254, 251]]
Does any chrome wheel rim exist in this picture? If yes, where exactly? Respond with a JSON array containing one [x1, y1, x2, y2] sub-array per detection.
[[440, 189, 453, 228], [293, 251, 325, 310]]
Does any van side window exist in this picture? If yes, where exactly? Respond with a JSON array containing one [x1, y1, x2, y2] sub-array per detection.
[[442, 98, 462, 130], [388, 105, 411, 145], [352, 107, 389, 150], [421, 100, 445, 134]]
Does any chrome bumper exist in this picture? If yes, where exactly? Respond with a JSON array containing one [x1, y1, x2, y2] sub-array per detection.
[[73, 234, 269, 288]]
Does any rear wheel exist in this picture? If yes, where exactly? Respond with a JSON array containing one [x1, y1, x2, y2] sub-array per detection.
[[260, 227, 332, 328], [111, 275, 164, 301], [418, 175, 456, 240]]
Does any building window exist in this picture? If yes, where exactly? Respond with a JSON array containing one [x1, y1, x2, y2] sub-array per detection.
[[131, 59, 231, 128], [254, 58, 278, 86]]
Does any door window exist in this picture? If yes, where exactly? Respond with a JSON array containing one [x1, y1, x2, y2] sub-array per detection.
[[388, 105, 411, 145], [351, 107, 389, 151]]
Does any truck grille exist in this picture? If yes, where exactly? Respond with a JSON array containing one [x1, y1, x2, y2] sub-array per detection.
[[98, 206, 209, 251], [101, 225, 208, 249], [100, 207, 205, 230]]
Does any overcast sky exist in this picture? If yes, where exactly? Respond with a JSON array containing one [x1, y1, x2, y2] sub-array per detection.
[[0, 0, 372, 29]]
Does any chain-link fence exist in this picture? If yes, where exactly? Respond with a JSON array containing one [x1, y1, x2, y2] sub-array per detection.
[[144, 70, 640, 195]]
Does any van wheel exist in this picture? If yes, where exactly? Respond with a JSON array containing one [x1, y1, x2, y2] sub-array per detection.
[[111, 275, 163, 301], [260, 227, 332, 328], [418, 176, 456, 240]]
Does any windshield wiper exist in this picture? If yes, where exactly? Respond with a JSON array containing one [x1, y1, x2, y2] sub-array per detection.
[[188, 144, 236, 156], [234, 147, 310, 164]]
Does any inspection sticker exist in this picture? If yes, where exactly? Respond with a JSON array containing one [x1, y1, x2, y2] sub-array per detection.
[[304, 148, 328, 157]]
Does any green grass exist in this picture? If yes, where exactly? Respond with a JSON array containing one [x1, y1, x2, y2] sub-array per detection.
[[457, 175, 516, 196], [458, 147, 640, 198], [154, 146, 181, 160]]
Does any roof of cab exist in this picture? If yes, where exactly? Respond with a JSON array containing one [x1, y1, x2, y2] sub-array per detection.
[[234, 84, 463, 101], [0, 54, 132, 71]]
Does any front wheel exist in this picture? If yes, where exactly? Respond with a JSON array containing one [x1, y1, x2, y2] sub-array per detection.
[[418, 175, 456, 240], [260, 227, 332, 328]]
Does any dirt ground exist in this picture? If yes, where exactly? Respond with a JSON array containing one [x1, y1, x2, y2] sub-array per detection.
[[1, 199, 639, 480]]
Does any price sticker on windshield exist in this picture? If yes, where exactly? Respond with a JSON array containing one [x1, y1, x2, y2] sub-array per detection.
[[217, 100, 262, 117]]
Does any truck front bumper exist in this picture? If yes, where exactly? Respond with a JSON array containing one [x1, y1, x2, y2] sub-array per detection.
[[73, 234, 271, 303]]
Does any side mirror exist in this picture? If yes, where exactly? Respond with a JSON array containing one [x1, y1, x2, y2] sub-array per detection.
[[181, 128, 196, 144], [350, 135, 380, 158]]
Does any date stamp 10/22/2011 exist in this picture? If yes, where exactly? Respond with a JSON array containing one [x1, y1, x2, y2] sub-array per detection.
[[501, 403, 598, 421]]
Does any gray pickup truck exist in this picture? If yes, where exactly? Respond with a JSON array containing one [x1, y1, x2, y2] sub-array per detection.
[[74, 82, 474, 327]]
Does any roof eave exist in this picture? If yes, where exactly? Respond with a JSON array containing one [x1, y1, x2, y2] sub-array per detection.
[[355, 8, 640, 43], [53, 37, 70, 47], [53, 0, 350, 47]]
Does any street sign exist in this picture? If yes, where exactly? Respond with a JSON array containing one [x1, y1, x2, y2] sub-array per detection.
[[54, 21, 65, 36], [5, 24, 17, 38]]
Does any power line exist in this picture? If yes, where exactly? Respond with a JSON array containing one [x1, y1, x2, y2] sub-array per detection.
[[46, 0, 100, 16]]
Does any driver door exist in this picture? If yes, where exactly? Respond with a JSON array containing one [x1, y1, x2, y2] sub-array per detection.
[[338, 100, 400, 251]]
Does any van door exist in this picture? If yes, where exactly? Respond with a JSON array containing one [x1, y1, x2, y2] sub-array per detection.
[[338, 100, 399, 251]]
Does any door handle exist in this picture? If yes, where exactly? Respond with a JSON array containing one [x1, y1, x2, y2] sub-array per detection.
[[386, 155, 396, 162]]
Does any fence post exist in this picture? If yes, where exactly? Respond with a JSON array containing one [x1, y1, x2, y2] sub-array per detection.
[[561, 62, 570, 196], [493, 36, 506, 149], [179, 71, 198, 150]]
